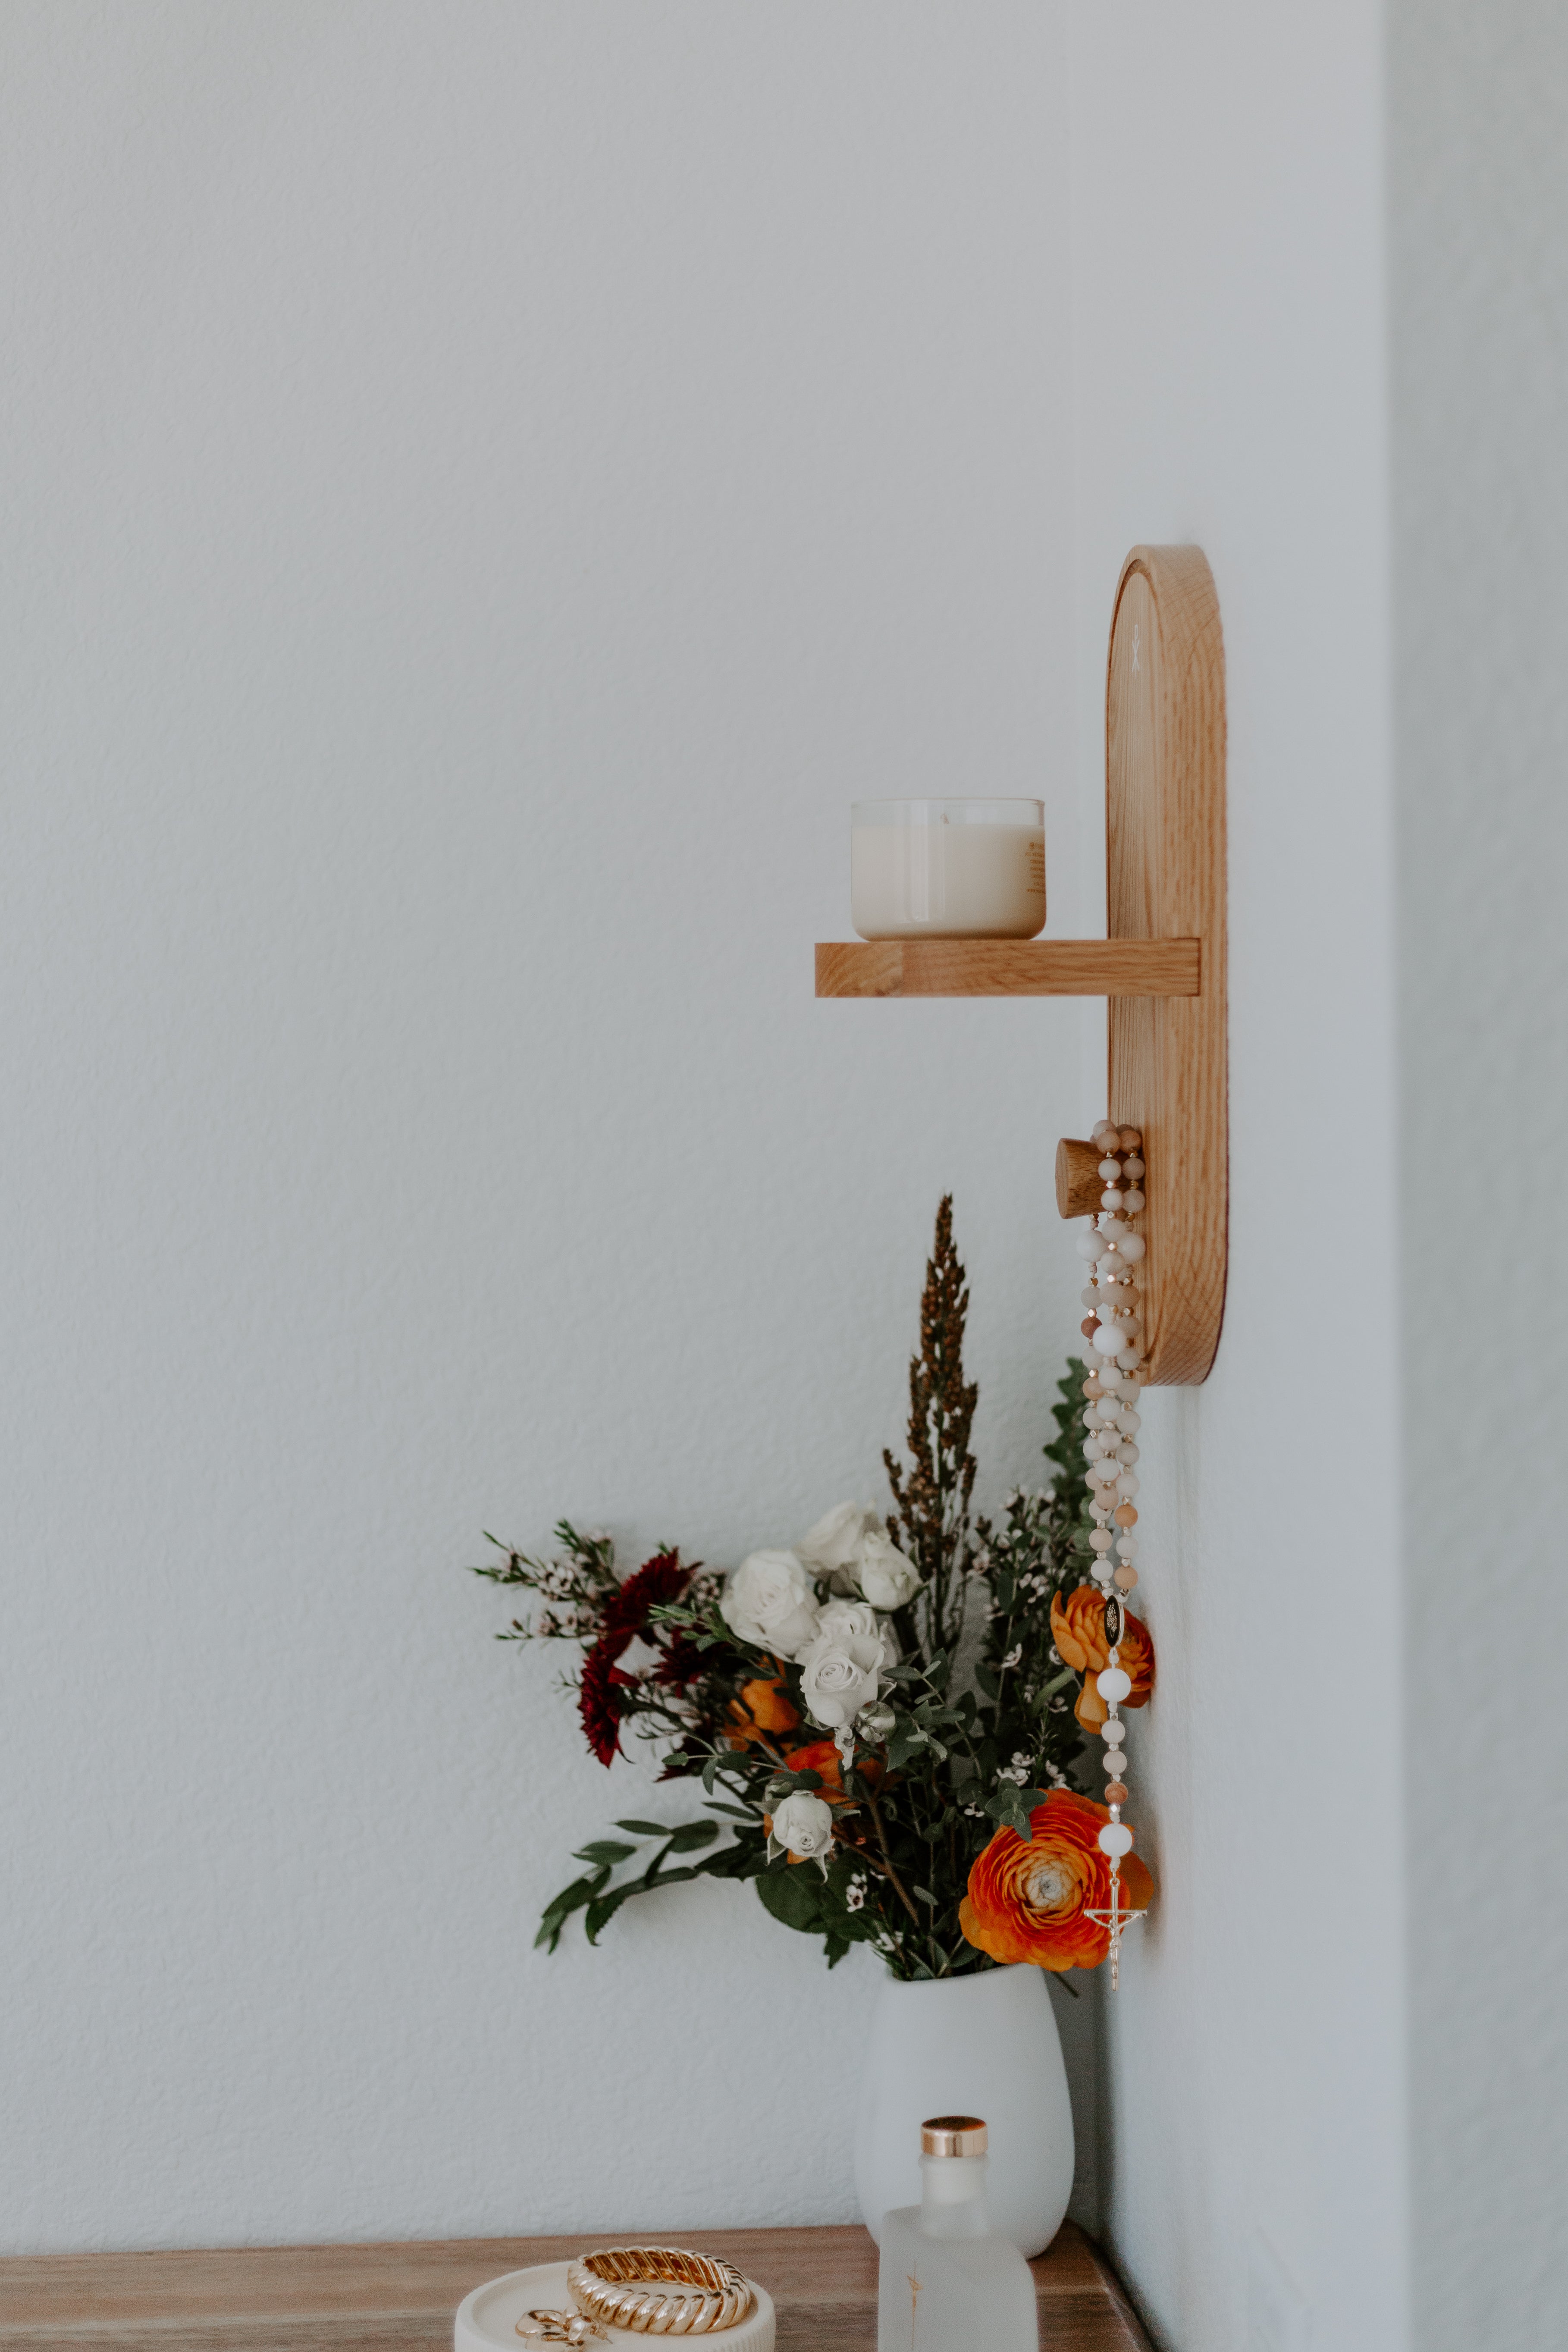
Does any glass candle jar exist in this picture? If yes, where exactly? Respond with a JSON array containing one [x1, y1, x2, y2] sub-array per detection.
[[851, 799, 1046, 941]]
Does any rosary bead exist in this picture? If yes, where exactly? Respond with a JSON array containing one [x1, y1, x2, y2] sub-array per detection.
[[1093, 1324, 1124, 1357], [1097, 1666, 1132, 1702], [1123, 1188, 1146, 1212], [1114, 1504, 1138, 1527], [1117, 1232, 1146, 1263], [1117, 1471, 1140, 1497], [1117, 1127, 1142, 1150], [1097, 1157, 1122, 1181], [1114, 1534, 1137, 1558], [1116, 1350, 1143, 1373], [1092, 1118, 1118, 1147], [1113, 1565, 1138, 1590], [1101, 1188, 1124, 1210], [1123, 1156, 1145, 1179], [1104, 1780, 1129, 1803], [1081, 1316, 1099, 1339], [1075, 1228, 1104, 1262], [1118, 1442, 1139, 1465], [1098, 1822, 1134, 1857], [1080, 1285, 1099, 1309], [1095, 1252, 1122, 1279], [1082, 1377, 1103, 1398], [1099, 1717, 1123, 1741], [1090, 1529, 1113, 1552], [1118, 1408, 1141, 1433]]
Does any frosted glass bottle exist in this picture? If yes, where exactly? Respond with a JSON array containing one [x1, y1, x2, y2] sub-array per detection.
[[877, 2116, 1038, 2352]]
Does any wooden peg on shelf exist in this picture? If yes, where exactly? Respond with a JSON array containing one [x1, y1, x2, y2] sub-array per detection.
[[1056, 1138, 1107, 1220]]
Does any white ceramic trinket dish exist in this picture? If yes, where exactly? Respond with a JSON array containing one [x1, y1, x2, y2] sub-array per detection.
[[455, 2260, 776, 2352]]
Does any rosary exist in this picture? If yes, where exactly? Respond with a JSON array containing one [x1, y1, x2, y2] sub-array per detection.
[[1075, 1118, 1147, 1989]]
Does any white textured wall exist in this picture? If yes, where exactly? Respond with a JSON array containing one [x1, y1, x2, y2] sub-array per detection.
[[0, 3, 1085, 2252], [1389, 5, 1568, 2345], [1066, 9, 1405, 2349]]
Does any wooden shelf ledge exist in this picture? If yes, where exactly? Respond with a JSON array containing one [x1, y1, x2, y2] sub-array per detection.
[[815, 938, 1201, 999]]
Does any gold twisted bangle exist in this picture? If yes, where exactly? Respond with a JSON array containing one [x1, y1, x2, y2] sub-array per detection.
[[566, 2247, 754, 2336]]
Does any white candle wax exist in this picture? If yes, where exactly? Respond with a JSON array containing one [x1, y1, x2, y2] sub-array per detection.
[[851, 800, 1046, 939]]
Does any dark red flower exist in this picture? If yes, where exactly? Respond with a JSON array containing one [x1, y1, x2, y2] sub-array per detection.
[[652, 1634, 706, 1691], [597, 1549, 690, 1653], [578, 1639, 637, 1766]]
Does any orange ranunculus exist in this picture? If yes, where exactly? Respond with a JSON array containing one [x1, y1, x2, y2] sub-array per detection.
[[727, 1669, 800, 1748], [782, 1740, 883, 1803], [1050, 1587, 1155, 1706], [959, 1791, 1153, 1973], [1076, 1673, 1109, 1733]]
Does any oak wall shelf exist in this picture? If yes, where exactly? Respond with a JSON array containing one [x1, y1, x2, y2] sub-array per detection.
[[815, 938, 1201, 999], [815, 544, 1229, 1386]]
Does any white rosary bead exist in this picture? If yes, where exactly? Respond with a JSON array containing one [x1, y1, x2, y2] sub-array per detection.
[[1092, 1120, 1119, 1148], [1075, 1227, 1104, 1261], [1123, 1156, 1145, 1180], [1099, 1717, 1123, 1741], [1081, 1285, 1100, 1310], [1098, 1823, 1134, 1858], [1097, 1666, 1132, 1702], [1095, 1251, 1122, 1279], [1116, 1470, 1140, 1497], [1118, 1408, 1141, 1434], [1097, 1156, 1122, 1180], [1104, 1747, 1127, 1773], [1101, 1217, 1130, 1242], [1116, 1348, 1144, 1372], [1090, 1529, 1113, 1552], [1118, 1442, 1139, 1465], [1118, 1232, 1146, 1264], [1101, 1188, 1124, 1210], [1123, 1189, 1146, 1212], [1093, 1324, 1124, 1357], [1115, 1534, 1138, 1558]]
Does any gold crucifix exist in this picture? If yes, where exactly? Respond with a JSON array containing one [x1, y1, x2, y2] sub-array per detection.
[[1085, 1866, 1145, 1990]]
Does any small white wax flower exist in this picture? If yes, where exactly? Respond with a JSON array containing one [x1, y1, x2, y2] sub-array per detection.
[[720, 1549, 822, 1660], [771, 1790, 835, 1860]]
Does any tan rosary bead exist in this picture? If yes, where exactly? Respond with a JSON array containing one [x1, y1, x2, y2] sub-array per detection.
[[1104, 1780, 1129, 1803], [1113, 1503, 1138, 1527], [1113, 1565, 1138, 1591]]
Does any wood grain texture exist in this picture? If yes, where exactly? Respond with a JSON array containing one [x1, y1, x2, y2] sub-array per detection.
[[1103, 546, 1228, 1385], [0, 2222, 1151, 2351], [1056, 1138, 1106, 1220], [814, 939, 1199, 999]]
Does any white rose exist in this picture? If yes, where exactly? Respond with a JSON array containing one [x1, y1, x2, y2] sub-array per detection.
[[771, 1789, 836, 1861], [855, 1527, 919, 1611], [815, 1598, 880, 1644], [798, 1620, 885, 1729], [719, 1549, 822, 1660], [797, 1502, 883, 1590], [816, 1596, 901, 1674]]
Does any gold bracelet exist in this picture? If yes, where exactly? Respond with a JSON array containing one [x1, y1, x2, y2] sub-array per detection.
[[566, 2247, 754, 2336]]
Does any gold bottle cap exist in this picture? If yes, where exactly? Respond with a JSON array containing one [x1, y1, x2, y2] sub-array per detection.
[[921, 2115, 987, 2157]]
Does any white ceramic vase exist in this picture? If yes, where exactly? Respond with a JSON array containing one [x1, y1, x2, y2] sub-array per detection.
[[853, 1962, 1074, 2258]]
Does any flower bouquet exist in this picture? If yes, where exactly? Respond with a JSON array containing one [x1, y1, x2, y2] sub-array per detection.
[[473, 1200, 1154, 1982]]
